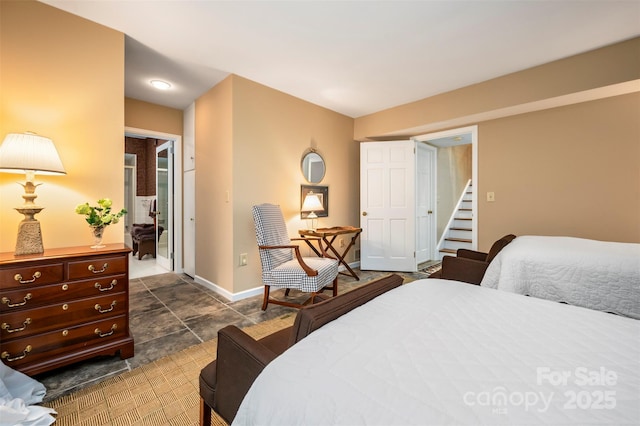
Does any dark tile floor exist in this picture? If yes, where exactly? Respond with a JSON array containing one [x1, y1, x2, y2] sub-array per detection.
[[36, 267, 432, 402]]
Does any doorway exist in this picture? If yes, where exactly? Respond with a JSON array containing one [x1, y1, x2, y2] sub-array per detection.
[[413, 125, 478, 253], [124, 127, 183, 278]]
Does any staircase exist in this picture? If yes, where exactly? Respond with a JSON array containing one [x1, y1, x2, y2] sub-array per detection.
[[437, 180, 474, 259]]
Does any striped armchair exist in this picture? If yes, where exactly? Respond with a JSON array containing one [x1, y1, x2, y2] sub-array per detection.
[[252, 203, 339, 310]]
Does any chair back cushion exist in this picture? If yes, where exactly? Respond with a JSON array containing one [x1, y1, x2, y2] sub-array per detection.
[[252, 204, 293, 272], [486, 234, 517, 263]]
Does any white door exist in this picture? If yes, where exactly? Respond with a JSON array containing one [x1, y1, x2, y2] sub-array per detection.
[[416, 143, 437, 264], [360, 141, 416, 272], [156, 141, 173, 270], [183, 169, 195, 277]]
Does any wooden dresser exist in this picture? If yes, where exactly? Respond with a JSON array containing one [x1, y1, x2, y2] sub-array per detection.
[[0, 244, 134, 376]]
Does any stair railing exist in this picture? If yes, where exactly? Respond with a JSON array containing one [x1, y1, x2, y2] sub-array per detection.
[[436, 179, 473, 259]]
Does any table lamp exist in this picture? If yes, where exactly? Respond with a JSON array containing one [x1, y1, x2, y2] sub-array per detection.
[[301, 192, 324, 231], [0, 132, 66, 255]]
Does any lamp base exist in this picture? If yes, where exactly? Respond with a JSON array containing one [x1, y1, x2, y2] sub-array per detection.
[[15, 220, 44, 255]]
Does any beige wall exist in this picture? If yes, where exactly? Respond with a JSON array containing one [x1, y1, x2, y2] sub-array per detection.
[[195, 75, 356, 294], [355, 38, 640, 140], [125, 98, 183, 136], [195, 76, 234, 293], [355, 38, 640, 250], [479, 93, 639, 246], [0, 1, 125, 253]]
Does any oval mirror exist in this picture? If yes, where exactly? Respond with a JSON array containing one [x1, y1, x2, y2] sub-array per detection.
[[301, 150, 325, 183]]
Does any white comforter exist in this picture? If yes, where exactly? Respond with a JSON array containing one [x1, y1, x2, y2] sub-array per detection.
[[481, 236, 640, 319], [234, 279, 640, 425]]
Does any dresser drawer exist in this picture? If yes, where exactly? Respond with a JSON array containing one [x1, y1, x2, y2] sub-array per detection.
[[0, 274, 127, 313], [1, 292, 127, 340], [68, 256, 127, 279], [0, 264, 64, 290], [0, 315, 129, 370]]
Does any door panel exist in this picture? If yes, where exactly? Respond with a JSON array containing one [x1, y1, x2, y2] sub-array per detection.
[[416, 143, 436, 264], [360, 141, 416, 272], [183, 170, 195, 277], [156, 142, 173, 271]]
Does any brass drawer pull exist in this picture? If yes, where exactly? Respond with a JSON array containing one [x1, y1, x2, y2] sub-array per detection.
[[95, 324, 117, 338], [95, 300, 117, 313], [14, 271, 41, 284], [88, 263, 108, 274], [1, 318, 32, 333], [1, 345, 32, 362], [2, 293, 32, 308], [95, 279, 117, 292]]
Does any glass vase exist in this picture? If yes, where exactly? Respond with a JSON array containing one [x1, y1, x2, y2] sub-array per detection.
[[90, 225, 106, 249]]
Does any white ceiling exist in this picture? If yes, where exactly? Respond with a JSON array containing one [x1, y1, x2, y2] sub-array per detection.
[[41, 1, 639, 118]]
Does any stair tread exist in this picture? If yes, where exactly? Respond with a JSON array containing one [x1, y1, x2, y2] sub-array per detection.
[[440, 248, 457, 254], [458, 208, 472, 211], [450, 227, 472, 231], [454, 217, 472, 220], [445, 237, 472, 243]]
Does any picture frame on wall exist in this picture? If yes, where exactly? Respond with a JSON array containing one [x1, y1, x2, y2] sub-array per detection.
[[300, 185, 329, 218]]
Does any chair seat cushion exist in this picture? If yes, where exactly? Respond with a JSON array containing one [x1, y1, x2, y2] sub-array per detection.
[[268, 257, 338, 292]]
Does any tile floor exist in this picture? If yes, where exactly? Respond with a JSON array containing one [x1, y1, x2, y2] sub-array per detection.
[[36, 264, 433, 403]]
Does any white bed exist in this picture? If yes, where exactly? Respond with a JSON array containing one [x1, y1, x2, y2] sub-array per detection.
[[233, 279, 640, 425], [481, 236, 640, 319]]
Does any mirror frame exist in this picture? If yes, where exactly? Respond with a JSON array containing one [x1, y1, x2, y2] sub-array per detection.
[[300, 149, 325, 184]]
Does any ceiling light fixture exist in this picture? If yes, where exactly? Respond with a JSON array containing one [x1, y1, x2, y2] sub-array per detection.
[[150, 80, 171, 90]]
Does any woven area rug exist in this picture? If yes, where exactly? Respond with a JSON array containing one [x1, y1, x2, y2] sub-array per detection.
[[44, 315, 296, 426], [421, 262, 442, 276]]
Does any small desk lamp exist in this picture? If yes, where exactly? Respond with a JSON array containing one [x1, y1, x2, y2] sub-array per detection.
[[0, 132, 66, 255], [301, 192, 324, 231]]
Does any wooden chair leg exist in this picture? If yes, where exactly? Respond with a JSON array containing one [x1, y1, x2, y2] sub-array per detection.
[[200, 397, 212, 426], [261, 285, 270, 311], [332, 277, 338, 296], [284, 288, 291, 296]]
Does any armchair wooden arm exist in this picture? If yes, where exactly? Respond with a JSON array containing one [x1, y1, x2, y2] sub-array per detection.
[[258, 244, 318, 276]]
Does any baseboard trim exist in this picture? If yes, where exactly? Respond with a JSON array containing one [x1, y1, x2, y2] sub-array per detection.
[[193, 261, 361, 302]]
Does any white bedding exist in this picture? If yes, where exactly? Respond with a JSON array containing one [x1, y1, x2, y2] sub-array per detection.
[[233, 279, 640, 425], [481, 236, 640, 319]]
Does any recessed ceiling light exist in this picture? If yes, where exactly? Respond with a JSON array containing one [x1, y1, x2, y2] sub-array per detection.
[[150, 80, 171, 90]]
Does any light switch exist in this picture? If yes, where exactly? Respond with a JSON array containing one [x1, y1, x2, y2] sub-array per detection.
[[487, 192, 495, 202]]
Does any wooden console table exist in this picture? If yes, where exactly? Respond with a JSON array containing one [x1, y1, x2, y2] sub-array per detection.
[[298, 226, 362, 280], [0, 244, 134, 376]]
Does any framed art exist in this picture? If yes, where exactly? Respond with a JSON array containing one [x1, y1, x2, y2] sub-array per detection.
[[300, 185, 329, 218]]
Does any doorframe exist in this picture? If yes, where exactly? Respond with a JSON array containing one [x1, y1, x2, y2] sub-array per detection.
[[413, 125, 478, 251], [125, 126, 183, 274]]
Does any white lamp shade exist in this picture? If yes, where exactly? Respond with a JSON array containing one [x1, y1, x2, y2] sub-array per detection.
[[301, 193, 324, 212], [0, 132, 66, 175]]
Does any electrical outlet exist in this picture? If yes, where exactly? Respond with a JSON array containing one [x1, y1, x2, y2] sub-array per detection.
[[339, 238, 345, 248], [487, 192, 495, 202], [239, 253, 248, 266]]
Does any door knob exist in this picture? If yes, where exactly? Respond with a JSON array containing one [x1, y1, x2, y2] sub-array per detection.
[[362, 212, 367, 216], [427, 210, 433, 214]]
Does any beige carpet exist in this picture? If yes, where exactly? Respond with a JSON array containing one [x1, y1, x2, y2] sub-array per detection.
[[44, 314, 296, 426]]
